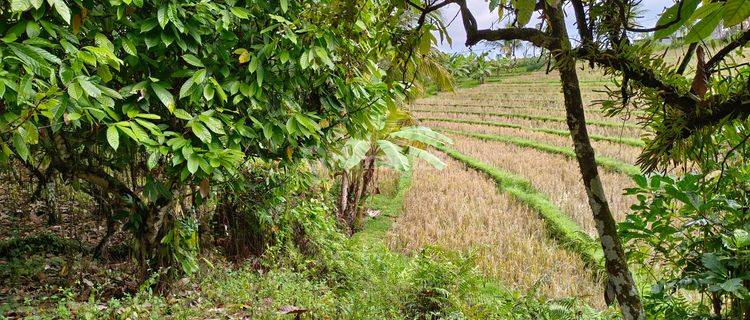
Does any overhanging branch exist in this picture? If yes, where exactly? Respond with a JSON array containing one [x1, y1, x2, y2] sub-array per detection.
[[705, 29, 750, 72], [410, 0, 554, 49]]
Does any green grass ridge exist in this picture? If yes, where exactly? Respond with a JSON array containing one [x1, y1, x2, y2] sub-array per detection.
[[439, 129, 640, 177], [433, 144, 605, 274], [422, 117, 645, 147], [413, 109, 641, 129], [357, 169, 413, 242], [413, 103, 643, 116]]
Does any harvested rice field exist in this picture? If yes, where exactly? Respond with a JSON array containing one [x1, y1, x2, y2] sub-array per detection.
[[387, 155, 606, 306], [386, 70, 647, 309]]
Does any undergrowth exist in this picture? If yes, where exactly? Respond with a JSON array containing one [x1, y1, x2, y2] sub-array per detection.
[[6, 172, 614, 319]]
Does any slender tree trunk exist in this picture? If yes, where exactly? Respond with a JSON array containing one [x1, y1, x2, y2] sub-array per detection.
[[338, 170, 349, 229], [545, 3, 644, 319], [354, 154, 376, 231], [347, 169, 364, 233], [44, 178, 59, 226]]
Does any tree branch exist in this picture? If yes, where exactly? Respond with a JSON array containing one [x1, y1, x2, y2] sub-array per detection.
[[451, 0, 553, 48], [623, 0, 685, 33], [705, 29, 750, 72], [575, 47, 698, 113], [571, 0, 593, 45]]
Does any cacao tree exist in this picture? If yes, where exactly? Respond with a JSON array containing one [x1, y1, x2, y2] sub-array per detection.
[[0, 0, 425, 280]]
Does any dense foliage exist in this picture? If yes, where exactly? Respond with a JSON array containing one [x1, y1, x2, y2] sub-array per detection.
[[621, 128, 750, 317], [0, 0, 441, 279]]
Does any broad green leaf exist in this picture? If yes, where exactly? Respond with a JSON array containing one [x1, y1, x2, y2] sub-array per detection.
[[377, 140, 410, 172], [95, 33, 115, 52], [8, 43, 52, 76], [26, 21, 40, 38], [203, 84, 215, 101], [210, 78, 227, 103], [684, 7, 724, 43], [123, 38, 137, 56], [200, 116, 225, 134], [191, 121, 212, 143], [12, 133, 29, 161], [248, 55, 259, 73], [167, 5, 185, 33], [107, 126, 119, 150], [179, 78, 194, 99], [157, 6, 169, 28], [281, 0, 288, 12], [342, 139, 369, 170], [11, 0, 31, 12], [689, 2, 722, 21], [702, 253, 728, 276], [174, 109, 193, 120], [408, 146, 445, 170], [390, 126, 453, 147], [147, 152, 159, 169], [135, 113, 161, 120], [299, 52, 309, 70], [186, 152, 200, 174], [151, 82, 174, 110], [78, 77, 102, 98], [653, 0, 700, 40], [193, 69, 207, 84], [230, 7, 250, 19], [513, 0, 534, 26], [723, 0, 750, 26], [48, 0, 71, 24], [182, 54, 204, 67], [731, 229, 750, 248]]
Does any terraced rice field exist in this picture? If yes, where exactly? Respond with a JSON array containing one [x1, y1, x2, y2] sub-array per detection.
[[387, 71, 644, 307]]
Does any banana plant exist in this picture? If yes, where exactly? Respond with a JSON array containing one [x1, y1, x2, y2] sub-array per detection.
[[333, 106, 451, 233]]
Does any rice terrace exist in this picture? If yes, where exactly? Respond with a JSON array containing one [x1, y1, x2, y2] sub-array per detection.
[[1, 0, 750, 319]]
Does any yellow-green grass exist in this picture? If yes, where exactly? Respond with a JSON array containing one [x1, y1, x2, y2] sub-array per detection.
[[427, 121, 639, 164], [446, 134, 636, 237], [413, 111, 643, 139], [414, 105, 639, 123], [422, 120, 640, 164], [436, 128, 640, 176], [421, 117, 644, 147], [411, 100, 567, 112], [386, 155, 605, 306], [413, 109, 641, 130]]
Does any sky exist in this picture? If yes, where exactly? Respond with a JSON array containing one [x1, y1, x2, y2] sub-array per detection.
[[435, 0, 674, 55]]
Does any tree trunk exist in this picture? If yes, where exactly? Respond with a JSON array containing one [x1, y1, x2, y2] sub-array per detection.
[[346, 169, 364, 233], [545, 3, 644, 319], [44, 178, 59, 226], [354, 154, 376, 231], [338, 170, 349, 231]]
